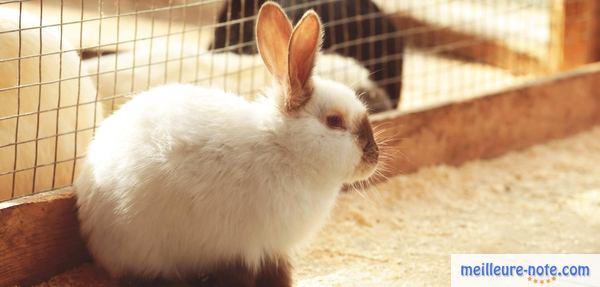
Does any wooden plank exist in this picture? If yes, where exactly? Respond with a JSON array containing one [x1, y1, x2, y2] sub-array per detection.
[[371, 62, 600, 177], [1, 63, 600, 285], [0, 189, 90, 287], [389, 12, 549, 75], [550, 0, 600, 71]]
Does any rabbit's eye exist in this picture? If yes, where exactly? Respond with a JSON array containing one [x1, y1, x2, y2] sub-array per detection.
[[326, 114, 345, 130]]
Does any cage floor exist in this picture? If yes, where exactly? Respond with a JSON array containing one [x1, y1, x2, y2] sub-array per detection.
[[36, 126, 600, 286]]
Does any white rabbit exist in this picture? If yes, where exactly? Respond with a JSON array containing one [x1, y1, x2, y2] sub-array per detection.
[[84, 39, 391, 117], [0, 7, 101, 198], [75, 2, 379, 286]]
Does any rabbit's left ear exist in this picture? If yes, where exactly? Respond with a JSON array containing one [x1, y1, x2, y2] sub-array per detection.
[[286, 10, 322, 113], [256, 2, 293, 83]]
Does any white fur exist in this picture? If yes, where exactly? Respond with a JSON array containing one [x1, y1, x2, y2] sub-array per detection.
[[76, 4, 377, 279], [75, 75, 373, 279], [83, 44, 390, 117], [0, 8, 101, 196]]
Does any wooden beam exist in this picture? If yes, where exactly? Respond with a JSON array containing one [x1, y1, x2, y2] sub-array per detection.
[[550, 0, 600, 71], [0, 189, 90, 287], [371, 62, 600, 176], [1, 63, 600, 285], [390, 12, 549, 75]]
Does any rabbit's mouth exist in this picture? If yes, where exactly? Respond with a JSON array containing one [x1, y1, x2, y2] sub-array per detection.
[[353, 153, 379, 181]]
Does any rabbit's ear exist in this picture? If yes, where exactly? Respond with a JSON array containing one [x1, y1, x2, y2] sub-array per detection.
[[256, 2, 292, 83], [286, 10, 322, 112]]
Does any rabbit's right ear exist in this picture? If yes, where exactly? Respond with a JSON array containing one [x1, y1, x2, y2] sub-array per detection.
[[256, 2, 292, 82]]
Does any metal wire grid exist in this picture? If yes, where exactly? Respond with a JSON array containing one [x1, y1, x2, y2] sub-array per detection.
[[0, 0, 595, 201]]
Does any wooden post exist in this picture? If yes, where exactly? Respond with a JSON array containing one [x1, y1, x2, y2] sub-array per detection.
[[550, 0, 600, 71], [0, 190, 90, 286]]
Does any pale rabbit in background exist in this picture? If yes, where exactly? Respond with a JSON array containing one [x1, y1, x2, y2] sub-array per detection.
[[212, 0, 404, 108], [76, 3, 379, 286], [0, 8, 102, 198], [84, 42, 391, 117]]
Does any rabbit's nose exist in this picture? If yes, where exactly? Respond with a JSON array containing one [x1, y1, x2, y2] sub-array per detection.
[[357, 116, 379, 164], [363, 139, 378, 154]]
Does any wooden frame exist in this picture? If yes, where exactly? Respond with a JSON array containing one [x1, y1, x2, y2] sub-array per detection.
[[1, 62, 599, 286], [388, 0, 600, 75], [391, 12, 549, 75], [372, 62, 600, 177], [0, 190, 89, 286], [550, 0, 600, 71]]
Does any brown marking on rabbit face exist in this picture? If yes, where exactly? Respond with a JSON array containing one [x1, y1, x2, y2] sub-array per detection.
[[322, 109, 347, 130], [353, 115, 379, 174], [321, 110, 378, 170]]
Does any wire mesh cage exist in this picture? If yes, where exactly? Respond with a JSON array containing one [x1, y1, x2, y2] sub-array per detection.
[[0, 0, 598, 202]]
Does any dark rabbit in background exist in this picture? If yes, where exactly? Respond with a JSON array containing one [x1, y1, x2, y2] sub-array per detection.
[[211, 0, 404, 110]]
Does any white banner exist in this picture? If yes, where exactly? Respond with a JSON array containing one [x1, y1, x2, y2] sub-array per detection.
[[451, 254, 600, 287]]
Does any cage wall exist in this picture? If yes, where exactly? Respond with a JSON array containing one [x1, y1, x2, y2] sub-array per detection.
[[0, 0, 598, 202]]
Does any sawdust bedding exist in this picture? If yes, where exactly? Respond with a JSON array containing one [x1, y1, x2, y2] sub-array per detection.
[[296, 126, 600, 286], [38, 127, 600, 286]]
